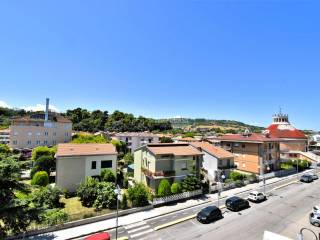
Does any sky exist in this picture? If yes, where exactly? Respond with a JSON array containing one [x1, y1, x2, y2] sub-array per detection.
[[0, 0, 319, 130]]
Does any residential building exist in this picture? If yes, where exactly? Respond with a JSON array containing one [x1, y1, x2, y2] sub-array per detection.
[[9, 98, 72, 149], [55, 143, 117, 192], [0, 129, 10, 144], [217, 131, 281, 175], [191, 142, 235, 182], [134, 143, 203, 191], [113, 132, 159, 152]]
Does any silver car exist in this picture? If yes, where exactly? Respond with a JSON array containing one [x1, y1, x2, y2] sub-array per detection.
[[308, 173, 319, 180]]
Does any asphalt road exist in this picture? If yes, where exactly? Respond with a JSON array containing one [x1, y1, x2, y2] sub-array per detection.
[[157, 180, 320, 240], [77, 172, 320, 240]]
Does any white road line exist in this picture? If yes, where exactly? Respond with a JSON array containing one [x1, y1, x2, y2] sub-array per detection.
[[130, 229, 154, 238], [125, 221, 146, 230], [127, 225, 150, 234]]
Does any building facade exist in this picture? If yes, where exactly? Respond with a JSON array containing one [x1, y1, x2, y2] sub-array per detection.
[[191, 142, 235, 182], [114, 132, 159, 152], [218, 132, 281, 175], [0, 129, 10, 144], [134, 143, 203, 191], [55, 143, 117, 192], [9, 99, 72, 149]]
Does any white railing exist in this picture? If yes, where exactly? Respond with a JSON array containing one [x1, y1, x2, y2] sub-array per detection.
[[152, 189, 203, 206]]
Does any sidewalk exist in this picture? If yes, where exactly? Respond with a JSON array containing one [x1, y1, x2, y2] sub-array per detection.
[[28, 169, 314, 240]]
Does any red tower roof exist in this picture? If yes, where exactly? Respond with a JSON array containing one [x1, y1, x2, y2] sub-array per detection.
[[266, 124, 307, 139]]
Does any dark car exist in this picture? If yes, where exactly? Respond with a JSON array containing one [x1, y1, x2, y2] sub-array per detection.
[[300, 174, 313, 183], [225, 196, 250, 211], [196, 206, 223, 223]]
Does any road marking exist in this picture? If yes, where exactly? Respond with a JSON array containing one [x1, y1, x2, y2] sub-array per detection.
[[124, 221, 146, 230], [154, 214, 196, 231], [127, 225, 150, 234], [271, 180, 298, 191], [130, 229, 154, 238]]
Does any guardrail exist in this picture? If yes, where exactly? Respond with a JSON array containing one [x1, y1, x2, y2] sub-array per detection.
[[152, 189, 203, 206]]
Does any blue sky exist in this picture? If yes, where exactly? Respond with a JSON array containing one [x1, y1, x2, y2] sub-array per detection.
[[0, 1, 319, 130]]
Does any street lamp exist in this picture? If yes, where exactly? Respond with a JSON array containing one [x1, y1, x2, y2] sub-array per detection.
[[217, 171, 225, 208], [114, 185, 121, 240]]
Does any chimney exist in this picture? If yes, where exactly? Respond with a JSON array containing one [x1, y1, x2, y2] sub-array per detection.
[[45, 98, 49, 121]]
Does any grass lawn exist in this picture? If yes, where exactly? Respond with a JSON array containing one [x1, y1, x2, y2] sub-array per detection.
[[60, 197, 114, 221]]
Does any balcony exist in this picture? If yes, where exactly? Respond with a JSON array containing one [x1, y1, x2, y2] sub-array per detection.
[[141, 167, 176, 178], [218, 164, 237, 170]]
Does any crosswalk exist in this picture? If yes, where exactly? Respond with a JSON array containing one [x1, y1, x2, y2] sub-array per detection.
[[124, 221, 161, 240]]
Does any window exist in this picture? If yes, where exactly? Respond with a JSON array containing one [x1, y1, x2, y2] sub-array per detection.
[[27, 140, 31, 145], [36, 140, 41, 145], [181, 162, 187, 170], [44, 132, 48, 136], [101, 160, 112, 168], [234, 143, 239, 147], [148, 138, 152, 143], [242, 163, 246, 167], [36, 132, 41, 136], [65, 132, 69, 137], [91, 161, 97, 169], [242, 144, 245, 148], [44, 140, 48, 145], [13, 140, 17, 145]]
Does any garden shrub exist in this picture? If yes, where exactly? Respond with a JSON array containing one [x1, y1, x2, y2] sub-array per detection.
[[42, 209, 68, 226], [77, 177, 99, 207], [31, 171, 49, 187], [171, 182, 182, 194], [32, 185, 63, 209], [100, 169, 116, 183], [127, 183, 150, 207], [157, 179, 171, 197], [121, 193, 128, 210], [93, 182, 117, 210], [181, 175, 201, 192], [230, 171, 247, 181]]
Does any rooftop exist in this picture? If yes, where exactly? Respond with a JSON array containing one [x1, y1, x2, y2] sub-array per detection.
[[56, 143, 117, 157], [115, 132, 158, 137], [191, 142, 234, 159], [12, 112, 71, 124], [267, 124, 307, 139], [143, 143, 203, 156], [218, 133, 281, 143]]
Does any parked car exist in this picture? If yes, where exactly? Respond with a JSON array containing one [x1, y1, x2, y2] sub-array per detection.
[[196, 206, 223, 223], [309, 212, 320, 227], [307, 173, 319, 180], [225, 196, 250, 211], [247, 191, 267, 202], [313, 206, 320, 214], [300, 174, 313, 183], [84, 232, 110, 240]]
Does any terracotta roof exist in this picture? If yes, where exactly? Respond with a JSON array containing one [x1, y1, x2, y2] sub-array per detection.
[[218, 133, 281, 143], [176, 137, 200, 142], [267, 124, 307, 139], [191, 142, 234, 159], [56, 143, 117, 157], [146, 143, 203, 156]]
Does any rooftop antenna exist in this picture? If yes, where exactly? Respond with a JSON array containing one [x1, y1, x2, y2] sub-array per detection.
[[45, 98, 49, 121], [279, 106, 282, 115]]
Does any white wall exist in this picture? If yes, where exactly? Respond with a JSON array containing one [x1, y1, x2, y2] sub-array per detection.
[[202, 152, 218, 181]]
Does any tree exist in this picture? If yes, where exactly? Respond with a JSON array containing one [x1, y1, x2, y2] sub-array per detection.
[[0, 144, 11, 154], [183, 132, 195, 138], [181, 175, 201, 192], [93, 182, 117, 210], [32, 186, 63, 209], [157, 179, 172, 197], [100, 169, 116, 183], [77, 177, 99, 207], [0, 155, 40, 238], [31, 154, 55, 178], [171, 182, 182, 194], [127, 183, 150, 207], [123, 153, 134, 165], [31, 171, 49, 187], [160, 137, 174, 143], [32, 146, 56, 160], [230, 171, 247, 181]]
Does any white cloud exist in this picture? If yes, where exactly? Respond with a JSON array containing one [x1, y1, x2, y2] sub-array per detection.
[[0, 100, 11, 108], [22, 104, 60, 112]]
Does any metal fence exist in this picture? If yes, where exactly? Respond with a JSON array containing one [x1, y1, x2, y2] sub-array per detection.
[[152, 189, 203, 206], [258, 168, 297, 180]]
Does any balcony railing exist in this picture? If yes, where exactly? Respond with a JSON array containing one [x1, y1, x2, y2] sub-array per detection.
[[218, 165, 237, 170], [141, 167, 176, 178]]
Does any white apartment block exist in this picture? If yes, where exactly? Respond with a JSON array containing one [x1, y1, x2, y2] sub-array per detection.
[[114, 132, 159, 152]]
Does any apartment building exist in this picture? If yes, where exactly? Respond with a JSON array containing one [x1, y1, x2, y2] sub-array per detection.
[[218, 131, 281, 175], [9, 99, 72, 149], [134, 143, 203, 191], [0, 129, 10, 144], [114, 132, 159, 152], [56, 143, 117, 192], [191, 142, 235, 182]]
